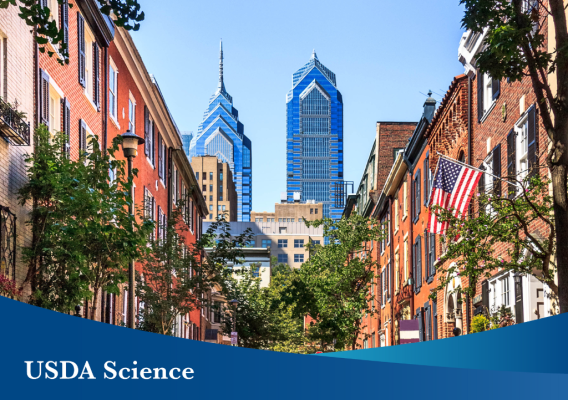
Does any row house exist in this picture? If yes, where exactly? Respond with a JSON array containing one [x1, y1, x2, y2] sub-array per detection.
[[351, 6, 555, 346], [0, 1, 209, 338]]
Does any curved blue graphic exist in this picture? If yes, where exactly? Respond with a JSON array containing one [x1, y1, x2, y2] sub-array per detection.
[[0, 296, 566, 400]]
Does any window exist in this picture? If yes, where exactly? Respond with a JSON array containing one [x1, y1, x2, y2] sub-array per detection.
[[413, 235, 422, 292], [372, 333, 376, 348], [144, 187, 155, 240], [261, 239, 271, 248], [278, 254, 288, 264], [158, 207, 166, 244], [209, 205, 213, 211], [294, 239, 304, 248], [479, 145, 501, 212], [310, 208, 313, 214], [423, 155, 430, 206], [489, 272, 513, 314], [394, 148, 404, 161], [202, 185, 206, 192], [219, 184, 223, 193], [477, 72, 500, 119], [315, 208, 318, 214], [222, 205, 226, 211], [511, 106, 538, 186], [501, 276, 510, 307], [220, 172, 223, 181], [403, 179, 408, 218], [158, 136, 166, 183], [209, 195, 212, 201], [279, 227, 287, 234], [394, 190, 399, 232], [403, 236, 409, 284], [381, 269, 387, 306], [294, 254, 304, 263], [209, 172, 213, 180], [413, 169, 421, 221], [278, 239, 288, 248], [195, 172, 199, 181], [209, 185, 213, 192], [312, 240, 320, 245], [255, 218, 263, 222], [109, 63, 118, 119], [426, 232, 436, 280], [129, 98, 136, 134], [395, 249, 400, 292]]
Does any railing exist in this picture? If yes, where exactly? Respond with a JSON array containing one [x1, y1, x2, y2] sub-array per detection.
[[0, 206, 16, 280], [0, 97, 30, 146]]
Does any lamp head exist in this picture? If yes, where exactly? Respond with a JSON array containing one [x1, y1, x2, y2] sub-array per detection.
[[120, 130, 145, 158]]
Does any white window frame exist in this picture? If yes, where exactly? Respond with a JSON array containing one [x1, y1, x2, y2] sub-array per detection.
[[515, 113, 530, 182], [128, 92, 136, 134], [109, 58, 119, 124], [488, 271, 513, 314], [83, 24, 97, 110]]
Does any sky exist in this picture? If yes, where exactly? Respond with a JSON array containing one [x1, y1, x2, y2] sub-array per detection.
[[132, 0, 466, 213]]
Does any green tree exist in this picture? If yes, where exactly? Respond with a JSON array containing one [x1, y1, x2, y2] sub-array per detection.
[[18, 126, 152, 315], [270, 256, 292, 277], [299, 214, 384, 351], [431, 173, 557, 310], [3, 0, 144, 64], [460, 0, 568, 311]]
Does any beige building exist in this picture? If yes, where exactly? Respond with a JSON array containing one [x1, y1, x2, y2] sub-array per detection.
[[204, 221, 323, 269], [191, 155, 237, 221], [251, 200, 323, 223], [0, 7, 34, 288]]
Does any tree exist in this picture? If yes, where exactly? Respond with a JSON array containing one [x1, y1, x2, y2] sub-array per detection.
[[136, 214, 253, 335], [4, 0, 144, 64], [18, 126, 152, 315], [432, 173, 557, 311], [270, 256, 292, 277], [460, 0, 568, 311], [299, 214, 384, 351]]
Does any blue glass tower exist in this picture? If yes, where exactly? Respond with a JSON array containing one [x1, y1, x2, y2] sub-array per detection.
[[190, 41, 252, 221], [286, 51, 344, 219]]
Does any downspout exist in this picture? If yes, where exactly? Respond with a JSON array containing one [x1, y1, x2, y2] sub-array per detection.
[[167, 148, 173, 218], [408, 169, 414, 320], [466, 76, 473, 334], [102, 46, 108, 152]]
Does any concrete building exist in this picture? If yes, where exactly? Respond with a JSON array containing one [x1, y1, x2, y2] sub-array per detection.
[[204, 221, 323, 269], [191, 155, 237, 221], [0, 3, 34, 289], [251, 199, 323, 223]]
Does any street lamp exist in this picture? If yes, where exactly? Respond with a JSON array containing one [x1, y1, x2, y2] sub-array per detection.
[[119, 130, 144, 329], [229, 299, 239, 346]]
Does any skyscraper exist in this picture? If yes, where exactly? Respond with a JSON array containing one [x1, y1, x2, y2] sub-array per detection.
[[181, 131, 193, 156], [190, 41, 252, 222], [286, 51, 344, 219]]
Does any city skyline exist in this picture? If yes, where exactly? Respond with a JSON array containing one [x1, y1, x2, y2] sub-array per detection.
[[131, 0, 466, 213]]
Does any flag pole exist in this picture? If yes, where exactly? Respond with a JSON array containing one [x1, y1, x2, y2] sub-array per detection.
[[435, 152, 520, 188]]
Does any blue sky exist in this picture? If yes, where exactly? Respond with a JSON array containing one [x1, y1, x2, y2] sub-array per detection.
[[132, 0, 466, 213]]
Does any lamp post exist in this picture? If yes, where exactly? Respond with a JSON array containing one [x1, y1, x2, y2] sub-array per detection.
[[229, 299, 239, 346], [119, 130, 144, 329]]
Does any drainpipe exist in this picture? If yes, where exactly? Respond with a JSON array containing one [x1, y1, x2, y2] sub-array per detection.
[[409, 169, 414, 319], [388, 196, 394, 346], [102, 46, 108, 152], [34, 27, 39, 131], [466, 75, 473, 334]]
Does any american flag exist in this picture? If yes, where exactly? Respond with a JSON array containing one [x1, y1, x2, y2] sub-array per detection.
[[428, 157, 482, 235]]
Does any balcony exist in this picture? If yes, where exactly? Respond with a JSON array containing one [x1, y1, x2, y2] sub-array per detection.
[[0, 98, 30, 146]]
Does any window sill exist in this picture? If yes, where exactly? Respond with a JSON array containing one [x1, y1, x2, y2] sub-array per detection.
[[402, 214, 407, 221], [83, 91, 100, 113], [146, 156, 155, 169], [109, 115, 120, 130], [426, 276, 434, 285], [479, 100, 497, 123]]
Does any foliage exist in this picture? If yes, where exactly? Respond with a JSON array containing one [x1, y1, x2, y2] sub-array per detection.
[[137, 214, 253, 336], [490, 305, 516, 328], [460, 0, 568, 312], [431, 173, 556, 302], [3, 0, 144, 64], [299, 214, 384, 351], [0, 274, 20, 299], [471, 314, 491, 333], [271, 256, 292, 278], [18, 125, 152, 315]]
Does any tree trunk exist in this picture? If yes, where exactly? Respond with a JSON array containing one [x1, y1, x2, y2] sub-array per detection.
[[551, 154, 568, 313], [91, 287, 99, 320]]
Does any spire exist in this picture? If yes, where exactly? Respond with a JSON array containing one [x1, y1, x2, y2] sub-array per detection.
[[218, 39, 224, 91], [311, 49, 318, 60]]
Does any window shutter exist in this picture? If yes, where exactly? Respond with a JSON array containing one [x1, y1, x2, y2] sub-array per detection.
[[417, 236, 422, 289], [416, 170, 421, 217], [412, 243, 416, 291], [423, 157, 429, 205], [491, 78, 500, 100], [430, 232, 436, 277], [61, 98, 71, 151], [424, 230, 429, 278], [79, 119, 87, 153], [144, 106, 149, 156], [492, 144, 501, 197], [40, 69, 50, 128], [93, 42, 100, 110], [507, 129, 516, 198], [527, 106, 538, 178], [77, 12, 85, 87], [61, 0, 69, 50], [477, 71, 484, 121], [432, 300, 438, 341], [482, 280, 489, 311], [514, 275, 524, 324], [158, 135, 163, 180], [417, 307, 424, 342], [151, 118, 156, 164], [424, 301, 431, 341], [478, 164, 486, 214]]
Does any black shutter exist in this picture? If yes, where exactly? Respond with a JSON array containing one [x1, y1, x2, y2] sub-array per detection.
[[492, 144, 501, 197], [93, 42, 100, 110], [424, 229, 429, 279], [477, 71, 484, 121], [478, 164, 486, 214], [491, 78, 500, 100], [423, 156, 429, 205], [417, 307, 424, 342], [151, 118, 156, 164], [62, 98, 70, 154], [527, 106, 538, 178], [430, 232, 436, 277], [158, 135, 163, 180], [412, 242, 416, 291], [417, 235, 422, 288], [416, 170, 421, 217], [40, 69, 49, 128], [432, 300, 438, 340], [77, 12, 85, 87], [507, 129, 516, 198], [514, 275, 524, 324], [424, 301, 431, 341], [79, 119, 87, 153], [61, 0, 69, 50], [482, 280, 489, 312], [144, 106, 149, 156]]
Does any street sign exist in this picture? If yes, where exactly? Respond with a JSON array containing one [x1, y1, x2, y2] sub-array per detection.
[[230, 331, 238, 345]]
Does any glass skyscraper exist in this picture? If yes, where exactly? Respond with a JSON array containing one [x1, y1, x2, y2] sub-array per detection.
[[181, 131, 192, 156], [286, 51, 344, 219], [190, 41, 252, 221]]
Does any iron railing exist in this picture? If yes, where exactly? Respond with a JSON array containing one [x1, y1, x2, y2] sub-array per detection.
[[0, 97, 30, 146], [0, 206, 16, 279]]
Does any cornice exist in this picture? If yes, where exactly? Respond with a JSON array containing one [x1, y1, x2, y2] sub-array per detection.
[[75, 0, 114, 46]]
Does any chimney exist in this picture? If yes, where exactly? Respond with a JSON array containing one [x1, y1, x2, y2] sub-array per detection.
[[423, 90, 437, 122]]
